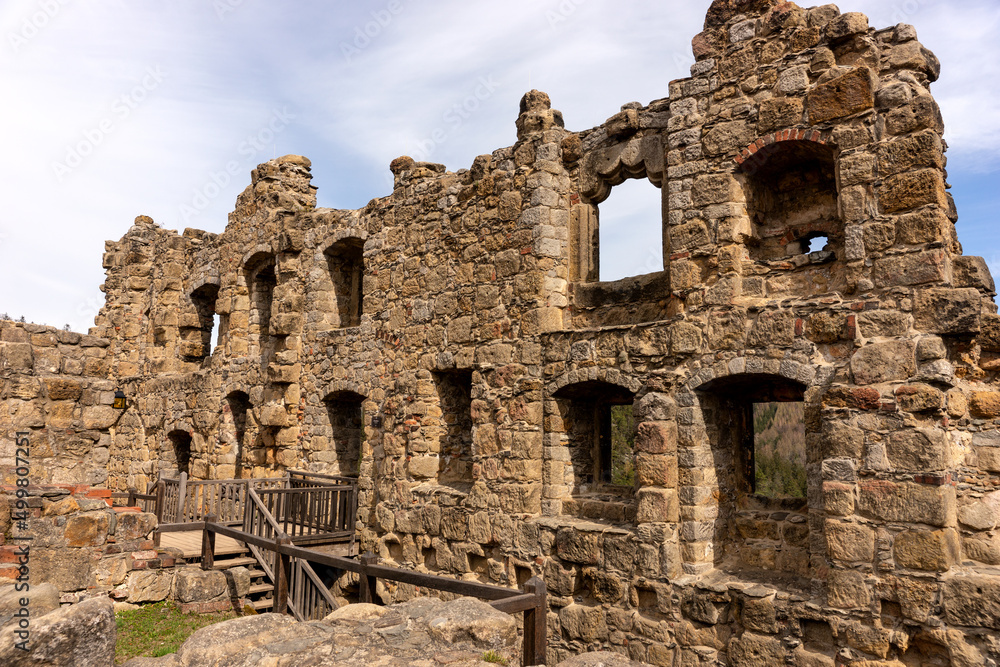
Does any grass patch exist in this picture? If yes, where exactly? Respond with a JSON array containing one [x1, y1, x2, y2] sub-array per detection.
[[115, 600, 237, 665]]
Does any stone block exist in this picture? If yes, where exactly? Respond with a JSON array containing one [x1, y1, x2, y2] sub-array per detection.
[[43, 378, 83, 401], [894, 384, 943, 413], [825, 520, 875, 562], [692, 174, 743, 207], [635, 421, 678, 454], [808, 68, 873, 123], [958, 491, 1000, 530], [850, 340, 915, 385], [636, 488, 679, 523], [127, 570, 174, 603], [116, 511, 157, 540], [857, 480, 955, 527], [878, 130, 943, 177], [173, 567, 228, 603], [827, 569, 871, 609], [942, 576, 1000, 629], [559, 604, 608, 642], [65, 512, 111, 547], [702, 120, 752, 157], [824, 12, 868, 41], [636, 453, 678, 487], [895, 206, 951, 245], [747, 310, 795, 347], [894, 528, 959, 571], [556, 528, 600, 565], [970, 393, 1000, 419], [872, 249, 948, 288], [758, 97, 805, 132], [728, 632, 784, 666], [880, 169, 948, 214], [953, 255, 995, 293], [913, 288, 981, 335], [887, 428, 949, 471]]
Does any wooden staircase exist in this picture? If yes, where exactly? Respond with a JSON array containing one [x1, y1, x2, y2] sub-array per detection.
[[208, 548, 277, 612]]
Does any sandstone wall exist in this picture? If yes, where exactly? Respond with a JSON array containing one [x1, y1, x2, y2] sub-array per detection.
[[0, 321, 114, 485], [12, 0, 1000, 665]]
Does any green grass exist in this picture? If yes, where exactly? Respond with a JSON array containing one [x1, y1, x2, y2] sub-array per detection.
[[482, 650, 510, 665], [114, 600, 237, 665]]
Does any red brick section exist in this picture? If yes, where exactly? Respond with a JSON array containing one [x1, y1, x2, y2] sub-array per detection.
[[734, 129, 827, 166]]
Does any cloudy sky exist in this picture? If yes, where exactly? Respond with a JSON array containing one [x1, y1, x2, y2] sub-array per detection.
[[1, 0, 998, 333]]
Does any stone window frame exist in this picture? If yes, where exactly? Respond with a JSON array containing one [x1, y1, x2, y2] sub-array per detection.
[[185, 281, 221, 364], [735, 131, 841, 267], [322, 389, 367, 478], [319, 232, 367, 330], [572, 135, 666, 284], [682, 360, 818, 577], [547, 369, 644, 507], [243, 251, 277, 368]]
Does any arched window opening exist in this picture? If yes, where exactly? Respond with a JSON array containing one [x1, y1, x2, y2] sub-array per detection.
[[741, 141, 839, 264], [325, 239, 364, 328], [166, 430, 192, 477], [324, 391, 365, 477], [433, 370, 474, 489], [245, 254, 276, 368], [226, 391, 251, 479], [553, 381, 636, 495], [590, 178, 663, 283], [183, 283, 220, 363], [697, 374, 810, 577]]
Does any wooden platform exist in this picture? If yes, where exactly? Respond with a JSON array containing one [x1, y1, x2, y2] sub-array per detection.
[[160, 530, 248, 559], [159, 530, 355, 560]]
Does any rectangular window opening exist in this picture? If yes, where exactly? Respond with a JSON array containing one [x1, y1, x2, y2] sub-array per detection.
[[752, 401, 806, 499]]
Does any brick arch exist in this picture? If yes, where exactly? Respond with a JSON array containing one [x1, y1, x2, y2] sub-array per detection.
[[734, 129, 829, 169], [547, 366, 643, 397]]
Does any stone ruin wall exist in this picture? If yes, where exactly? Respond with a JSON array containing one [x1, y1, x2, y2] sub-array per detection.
[[6, 0, 1000, 664]]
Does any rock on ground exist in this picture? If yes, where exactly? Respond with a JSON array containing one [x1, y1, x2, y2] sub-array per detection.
[[0, 596, 115, 667]]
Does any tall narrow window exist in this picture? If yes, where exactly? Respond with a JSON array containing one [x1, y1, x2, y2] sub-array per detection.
[[554, 381, 636, 494], [325, 239, 363, 328], [433, 370, 473, 487], [324, 391, 365, 477], [226, 391, 251, 479], [184, 283, 219, 363], [245, 255, 276, 367], [166, 430, 192, 477]]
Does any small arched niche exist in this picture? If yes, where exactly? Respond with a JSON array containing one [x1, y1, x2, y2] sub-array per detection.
[[323, 390, 366, 477], [739, 140, 840, 266], [325, 238, 364, 328], [244, 252, 276, 368]]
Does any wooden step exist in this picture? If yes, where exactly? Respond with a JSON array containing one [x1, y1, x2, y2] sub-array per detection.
[[248, 583, 274, 595], [212, 557, 257, 570], [251, 598, 274, 611]]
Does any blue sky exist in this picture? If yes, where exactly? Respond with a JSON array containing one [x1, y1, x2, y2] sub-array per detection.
[[1, 0, 997, 332]]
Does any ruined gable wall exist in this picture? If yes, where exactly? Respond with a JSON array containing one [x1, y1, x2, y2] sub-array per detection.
[[46, 0, 1000, 664]]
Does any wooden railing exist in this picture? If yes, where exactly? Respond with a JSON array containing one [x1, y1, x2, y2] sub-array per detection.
[[199, 517, 548, 666]]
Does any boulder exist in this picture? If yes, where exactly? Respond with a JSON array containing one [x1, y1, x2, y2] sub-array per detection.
[[0, 596, 115, 667]]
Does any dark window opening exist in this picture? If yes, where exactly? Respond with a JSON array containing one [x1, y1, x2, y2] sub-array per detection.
[[226, 391, 251, 479], [326, 239, 364, 328], [184, 283, 220, 363], [741, 141, 840, 264], [752, 401, 806, 499], [555, 381, 636, 493], [245, 255, 276, 368], [433, 370, 473, 487], [324, 391, 365, 477], [594, 178, 663, 282], [166, 430, 192, 477]]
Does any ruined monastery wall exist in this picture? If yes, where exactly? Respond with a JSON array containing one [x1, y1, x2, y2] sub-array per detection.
[[5, 1, 1000, 664]]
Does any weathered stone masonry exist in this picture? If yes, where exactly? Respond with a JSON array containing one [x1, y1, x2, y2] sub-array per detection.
[[5, 0, 1000, 664]]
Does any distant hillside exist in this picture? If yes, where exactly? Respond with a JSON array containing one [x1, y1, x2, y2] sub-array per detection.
[[753, 402, 806, 498]]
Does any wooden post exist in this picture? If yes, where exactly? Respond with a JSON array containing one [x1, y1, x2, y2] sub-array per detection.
[[153, 479, 166, 547], [177, 471, 188, 523], [201, 514, 217, 570], [522, 577, 547, 666], [127, 489, 136, 508], [358, 552, 378, 604], [274, 535, 292, 614]]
